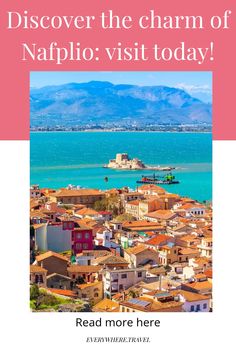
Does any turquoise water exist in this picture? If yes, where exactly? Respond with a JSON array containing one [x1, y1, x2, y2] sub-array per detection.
[[30, 132, 212, 202]]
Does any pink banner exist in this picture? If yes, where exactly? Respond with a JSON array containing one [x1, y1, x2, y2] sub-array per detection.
[[0, 0, 235, 140]]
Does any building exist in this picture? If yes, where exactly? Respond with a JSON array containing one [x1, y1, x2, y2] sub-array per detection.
[[170, 290, 211, 312], [125, 200, 140, 218], [95, 227, 112, 248], [93, 298, 119, 312], [137, 184, 166, 196], [144, 234, 174, 251], [197, 237, 213, 258], [46, 273, 73, 290], [107, 153, 146, 170], [30, 265, 47, 287], [72, 223, 94, 254], [103, 268, 147, 298], [176, 203, 206, 218], [138, 198, 163, 219], [181, 274, 212, 296], [92, 254, 129, 269], [67, 265, 102, 282], [124, 245, 159, 268], [53, 188, 105, 207], [35, 251, 69, 276], [120, 293, 183, 312], [76, 281, 103, 304], [122, 220, 165, 233], [176, 234, 200, 249], [144, 210, 177, 225]]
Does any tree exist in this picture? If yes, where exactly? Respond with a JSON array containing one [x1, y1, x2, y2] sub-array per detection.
[[115, 213, 136, 222], [30, 284, 40, 300]]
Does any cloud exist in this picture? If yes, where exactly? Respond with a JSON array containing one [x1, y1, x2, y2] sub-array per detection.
[[175, 83, 211, 94]]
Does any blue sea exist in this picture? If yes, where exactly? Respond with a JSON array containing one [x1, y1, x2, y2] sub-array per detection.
[[30, 132, 212, 202]]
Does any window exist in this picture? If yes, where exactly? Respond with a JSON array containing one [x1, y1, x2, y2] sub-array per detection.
[[77, 233, 82, 240], [121, 274, 127, 279], [85, 232, 90, 239], [190, 305, 194, 312], [137, 272, 142, 278], [69, 222, 74, 229], [75, 243, 82, 251], [94, 293, 99, 298], [196, 304, 200, 311], [203, 303, 207, 309], [83, 243, 88, 250], [122, 306, 125, 312]]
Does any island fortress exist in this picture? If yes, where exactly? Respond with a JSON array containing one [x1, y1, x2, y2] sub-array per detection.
[[104, 153, 173, 171]]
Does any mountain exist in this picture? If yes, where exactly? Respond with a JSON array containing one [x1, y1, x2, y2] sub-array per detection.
[[30, 81, 212, 127]]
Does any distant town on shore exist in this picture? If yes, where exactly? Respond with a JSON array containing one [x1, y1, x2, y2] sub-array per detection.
[[30, 124, 212, 133]]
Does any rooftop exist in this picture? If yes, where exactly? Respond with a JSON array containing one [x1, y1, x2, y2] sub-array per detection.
[[36, 251, 69, 263]]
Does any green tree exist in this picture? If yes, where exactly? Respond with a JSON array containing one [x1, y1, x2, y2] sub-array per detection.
[[115, 213, 136, 222], [30, 284, 40, 300]]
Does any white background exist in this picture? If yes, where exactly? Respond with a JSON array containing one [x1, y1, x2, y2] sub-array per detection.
[[0, 140, 235, 353]]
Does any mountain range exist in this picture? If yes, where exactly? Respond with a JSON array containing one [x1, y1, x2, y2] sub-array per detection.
[[30, 81, 212, 127]]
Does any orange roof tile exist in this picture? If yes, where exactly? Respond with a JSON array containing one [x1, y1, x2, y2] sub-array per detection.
[[48, 288, 77, 298], [145, 234, 173, 246], [30, 265, 47, 273], [67, 265, 102, 273], [36, 251, 68, 262]]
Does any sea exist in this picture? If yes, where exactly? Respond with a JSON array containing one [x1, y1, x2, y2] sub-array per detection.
[[30, 132, 212, 202]]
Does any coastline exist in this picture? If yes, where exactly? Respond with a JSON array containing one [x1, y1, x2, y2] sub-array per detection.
[[30, 130, 212, 134]]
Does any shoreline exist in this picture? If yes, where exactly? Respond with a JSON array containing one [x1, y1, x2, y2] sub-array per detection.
[[30, 130, 212, 134]]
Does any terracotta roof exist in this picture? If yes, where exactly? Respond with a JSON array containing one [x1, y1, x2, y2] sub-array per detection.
[[76, 208, 99, 216], [183, 280, 212, 291], [30, 265, 47, 273], [47, 288, 77, 298], [178, 234, 199, 242], [54, 189, 104, 197], [145, 234, 173, 246], [93, 254, 129, 265], [145, 210, 177, 220], [77, 250, 111, 258], [93, 299, 119, 312], [120, 296, 182, 312], [67, 265, 102, 273], [178, 248, 199, 255], [181, 203, 205, 210], [122, 220, 162, 228], [36, 251, 68, 262], [204, 269, 213, 279], [77, 281, 102, 290], [170, 290, 211, 302], [194, 274, 208, 280], [125, 244, 149, 255], [30, 210, 50, 219], [137, 184, 166, 193]]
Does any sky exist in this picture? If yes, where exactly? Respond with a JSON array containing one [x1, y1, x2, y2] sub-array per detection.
[[30, 71, 212, 103]]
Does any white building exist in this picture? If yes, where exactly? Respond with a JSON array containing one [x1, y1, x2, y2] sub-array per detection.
[[103, 268, 147, 298]]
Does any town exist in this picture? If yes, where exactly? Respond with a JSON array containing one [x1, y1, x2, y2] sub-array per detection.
[[30, 182, 212, 312]]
